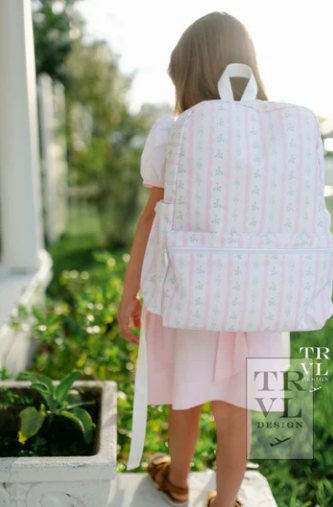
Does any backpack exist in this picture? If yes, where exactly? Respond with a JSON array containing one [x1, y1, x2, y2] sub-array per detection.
[[140, 63, 333, 333]]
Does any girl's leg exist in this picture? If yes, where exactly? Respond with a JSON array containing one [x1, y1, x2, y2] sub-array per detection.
[[211, 400, 252, 507], [154, 403, 203, 501]]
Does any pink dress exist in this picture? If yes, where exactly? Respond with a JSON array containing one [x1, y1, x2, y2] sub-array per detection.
[[125, 116, 291, 470], [141, 116, 290, 409]]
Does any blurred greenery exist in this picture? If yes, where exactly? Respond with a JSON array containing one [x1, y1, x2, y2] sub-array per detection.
[[32, 0, 84, 85], [32, 0, 154, 249], [65, 39, 149, 247]]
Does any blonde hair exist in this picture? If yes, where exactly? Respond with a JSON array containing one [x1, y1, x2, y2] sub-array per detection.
[[167, 12, 269, 117]]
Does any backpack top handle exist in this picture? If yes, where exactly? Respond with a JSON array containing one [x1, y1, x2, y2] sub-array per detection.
[[217, 63, 258, 102]]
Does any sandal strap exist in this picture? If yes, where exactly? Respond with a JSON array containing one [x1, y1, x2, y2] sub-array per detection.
[[147, 455, 171, 482], [235, 498, 244, 507], [207, 490, 216, 507], [207, 492, 243, 507], [158, 463, 189, 495]]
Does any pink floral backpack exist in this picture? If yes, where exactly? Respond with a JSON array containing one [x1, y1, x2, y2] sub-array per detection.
[[140, 63, 333, 333]]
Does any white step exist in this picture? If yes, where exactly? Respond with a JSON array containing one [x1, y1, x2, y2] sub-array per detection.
[[109, 469, 278, 507]]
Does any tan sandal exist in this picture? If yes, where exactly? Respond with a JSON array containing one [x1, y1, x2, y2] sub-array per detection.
[[207, 489, 244, 507], [147, 452, 189, 506]]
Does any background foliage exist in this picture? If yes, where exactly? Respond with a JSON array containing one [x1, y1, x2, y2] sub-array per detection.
[[32, 0, 154, 248], [31, 0, 84, 85]]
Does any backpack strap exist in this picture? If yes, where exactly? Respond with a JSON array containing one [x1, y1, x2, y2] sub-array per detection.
[[217, 63, 258, 101]]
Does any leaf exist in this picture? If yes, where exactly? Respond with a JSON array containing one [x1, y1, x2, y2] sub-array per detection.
[[55, 371, 81, 405], [61, 408, 95, 444], [31, 374, 55, 395], [18, 373, 55, 395], [18, 406, 45, 443], [47, 314, 59, 326], [18, 371, 38, 381], [29, 381, 51, 394], [32, 305, 44, 322], [40, 403, 48, 417], [30, 383, 58, 413]]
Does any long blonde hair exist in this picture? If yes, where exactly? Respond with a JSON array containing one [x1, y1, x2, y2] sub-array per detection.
[[168, 12, 268, 117]]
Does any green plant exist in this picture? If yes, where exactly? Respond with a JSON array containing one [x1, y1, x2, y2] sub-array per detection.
[[0, 386, 35, 410], [15, 370, 96, 444], [0, 367, 11, 381]]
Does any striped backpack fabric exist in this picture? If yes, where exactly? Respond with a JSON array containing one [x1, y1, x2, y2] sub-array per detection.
[[140, 63, 333, 333]]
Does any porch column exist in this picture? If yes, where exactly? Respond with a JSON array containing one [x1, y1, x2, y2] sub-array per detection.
[[0, 0, 44, 271]]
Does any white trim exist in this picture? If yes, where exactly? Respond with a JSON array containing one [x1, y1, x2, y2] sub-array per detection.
[[143, 179, 164, 188]]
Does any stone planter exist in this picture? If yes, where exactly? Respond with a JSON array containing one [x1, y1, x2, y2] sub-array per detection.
[[0, 380, 117, 507]]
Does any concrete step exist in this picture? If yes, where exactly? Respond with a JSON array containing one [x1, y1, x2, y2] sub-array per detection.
[[109, 468, 278, 507]]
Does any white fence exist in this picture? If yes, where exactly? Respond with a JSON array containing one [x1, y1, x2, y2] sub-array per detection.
[[38, 74, 68, 244]]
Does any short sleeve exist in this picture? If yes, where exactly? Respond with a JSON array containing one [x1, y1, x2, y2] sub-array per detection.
[[140, 116, 175, 188]]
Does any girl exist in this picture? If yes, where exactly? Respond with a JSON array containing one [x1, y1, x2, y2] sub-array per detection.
[[117, 11, 290, 507]]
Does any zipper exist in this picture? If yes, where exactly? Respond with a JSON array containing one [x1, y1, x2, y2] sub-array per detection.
[[163, 245, 333, 267]]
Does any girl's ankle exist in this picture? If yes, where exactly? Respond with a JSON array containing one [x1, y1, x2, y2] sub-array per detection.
[[168, 466, 189, 489]]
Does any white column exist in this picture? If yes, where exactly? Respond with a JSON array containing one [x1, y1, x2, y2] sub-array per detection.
[[0, 0, 44, 271]]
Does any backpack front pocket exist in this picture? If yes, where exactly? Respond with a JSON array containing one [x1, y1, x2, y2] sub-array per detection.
[[161, 231, 333, 332]]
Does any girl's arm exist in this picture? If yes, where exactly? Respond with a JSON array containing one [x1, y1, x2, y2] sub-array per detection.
[[117, 186, 164, 344]]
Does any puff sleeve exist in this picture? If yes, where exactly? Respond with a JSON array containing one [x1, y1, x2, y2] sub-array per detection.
[[140, 116, 175, 188]]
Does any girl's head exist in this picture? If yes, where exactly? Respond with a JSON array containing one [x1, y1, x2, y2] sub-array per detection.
[[168, 11, 268, 117]]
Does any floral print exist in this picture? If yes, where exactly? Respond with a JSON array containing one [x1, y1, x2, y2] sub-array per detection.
[[141, 99, 333, 332]]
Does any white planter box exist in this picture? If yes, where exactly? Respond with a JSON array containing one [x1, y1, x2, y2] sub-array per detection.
[[0, 380, 117, 507]]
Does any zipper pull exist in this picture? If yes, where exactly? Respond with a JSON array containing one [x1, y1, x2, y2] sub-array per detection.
[[164, 247, 169, 267]]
